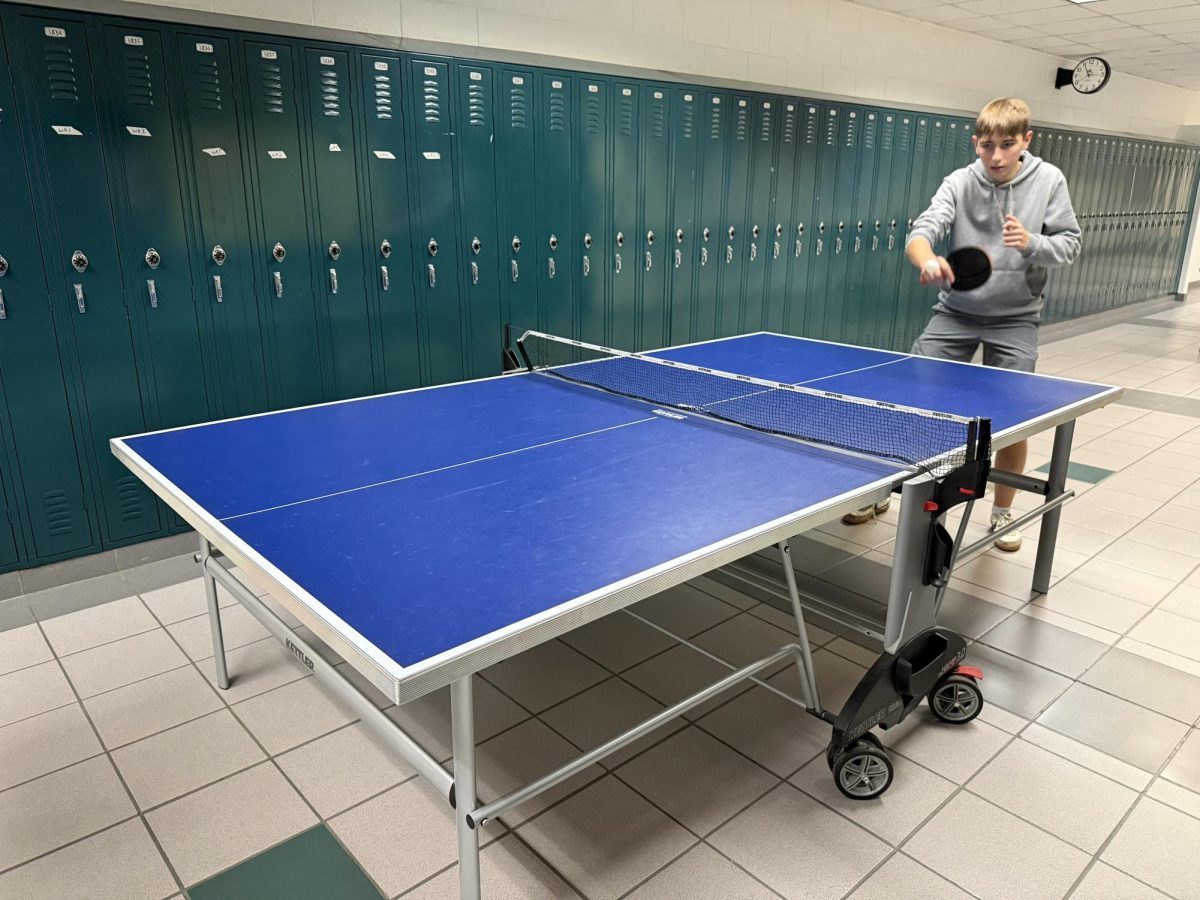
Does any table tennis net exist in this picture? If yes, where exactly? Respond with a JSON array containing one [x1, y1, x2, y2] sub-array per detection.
[[517, 331, 983, 477]]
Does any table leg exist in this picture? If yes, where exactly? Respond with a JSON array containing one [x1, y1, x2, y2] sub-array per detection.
[[451, 676, 481, 900], [1033, 421, 1074, 595], [199, 537, 230, 690], [777, 540, 823, 713]]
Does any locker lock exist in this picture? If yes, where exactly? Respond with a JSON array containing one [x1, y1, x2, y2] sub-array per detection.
[[838, 222, 846, 232], [646, 230, 655, 246], [427, 239, 439, 257], [751, 225, 760, 239], [211, 245, 226, 266], [0, 255, 10, 276], [471, 237, 482, 254], [584, 233, 593, 249], [728, 226, 736, 240], [856, 221, 863, 232], [71, 250, 89, 273], [145, 248, 161, 269], [272, 242, 287, 263], [775, 224, 783, 237], [328, 241, 342, 261], [548, 234, 559, 251], [511, 236, 521, 253], [615, 231, 624, 247], [874, 220, 881, 230], [380, 239, 393, 258], [818, 223, 826, 233], [676, 228, 684, 243], [702, 227, 711, 241], [797, 224, 805, 235]]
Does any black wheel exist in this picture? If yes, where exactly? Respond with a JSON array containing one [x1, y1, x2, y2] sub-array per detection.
[[832, 740, 893, 800], [928, 673, 983, 724], [826, 730, 884, 771]]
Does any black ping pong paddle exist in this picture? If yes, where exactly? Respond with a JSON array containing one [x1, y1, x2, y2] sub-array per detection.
[[945, 246, 992, 291]]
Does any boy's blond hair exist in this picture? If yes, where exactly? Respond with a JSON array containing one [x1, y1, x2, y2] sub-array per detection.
[[975, 98, 1031, 138]]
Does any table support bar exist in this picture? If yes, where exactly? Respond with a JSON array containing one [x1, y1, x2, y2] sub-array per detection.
[[201, 555, 454, 804]]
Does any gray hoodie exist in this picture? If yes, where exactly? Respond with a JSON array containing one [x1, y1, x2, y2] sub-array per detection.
[[906, 152, 1081, 320]]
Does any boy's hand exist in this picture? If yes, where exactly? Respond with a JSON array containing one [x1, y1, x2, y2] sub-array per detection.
[[920, 256, 954, 286], [1003, 214, 1030, 251]]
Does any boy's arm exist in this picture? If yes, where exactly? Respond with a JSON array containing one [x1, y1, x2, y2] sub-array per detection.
[[1021, 174, 1081, 267], [906, 176, 957, 252]]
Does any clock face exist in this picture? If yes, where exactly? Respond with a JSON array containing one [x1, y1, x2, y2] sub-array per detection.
[[1072, 56, 1111, 94]]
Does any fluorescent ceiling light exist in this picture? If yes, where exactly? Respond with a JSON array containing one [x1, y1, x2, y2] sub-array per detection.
[[1065, 0, 1100, 4]]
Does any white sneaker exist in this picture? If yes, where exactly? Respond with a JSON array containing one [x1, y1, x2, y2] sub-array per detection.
[[842, 498, 891, 525], [990, 510, 1021, 552]]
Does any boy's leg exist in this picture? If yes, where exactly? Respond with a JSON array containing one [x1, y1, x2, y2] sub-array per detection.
[[982, 320, 1039, 551]]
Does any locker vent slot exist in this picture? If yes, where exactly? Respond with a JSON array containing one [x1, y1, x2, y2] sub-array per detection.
[[824, 113, 836, 147], [734, 104, 748, 142], [930, 123, 943, 153], [123, 51, 154, 107], [548, 91, 566, 132], [116, 477, 144, 522], [509, 84, 527, 129], [804, 109, 818, 145], [681, 99, 694, 139], [320, 68, 340, 117], [43, 491, 74, 537], [881, 119, 894, 152], [43, 45, 79, 102], [618, 93, 633, 137], [863, 114, 875, 151], [584, 92, 601, 134], [708, 103, 721, 140], [467, 82, 485, 127], [758, 105, 771, 142], [423, 78, 442, 124], [844, 113, 857, 148], [651, 97, 665, 138], [373, 74, 393, 119], [260, 63, 284, 114], [915, 123, 927, 153], [195, 58, 222, 110], [782, 107, 796, 144]]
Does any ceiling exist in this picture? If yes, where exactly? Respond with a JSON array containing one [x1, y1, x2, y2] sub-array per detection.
[[848, 0, 1200, 91]]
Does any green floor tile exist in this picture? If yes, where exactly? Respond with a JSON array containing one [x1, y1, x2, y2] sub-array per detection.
[[1032, 461, 1114, 485], [188, 825, 383, 900]]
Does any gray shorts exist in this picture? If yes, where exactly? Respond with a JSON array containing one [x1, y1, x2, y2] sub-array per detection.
[[910, 311, 1038, 373]]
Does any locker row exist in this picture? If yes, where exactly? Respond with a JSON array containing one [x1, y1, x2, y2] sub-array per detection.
[[0, 1, 1196, 573]]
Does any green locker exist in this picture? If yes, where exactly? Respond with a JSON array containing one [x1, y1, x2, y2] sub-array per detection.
[[783, 102, 819, 337], [897, 114, 937, 351], [859, 109, 901, 349], [0, 464, 19, 569], [359, 51, 420, 392], [240, 38, 326, 409], [0, 18, 95, 561], [842, 107, 878, 345], [741, 96, 777, 335], [577, 76, 610, 345], [496, 68, 537, 335], [825, 105, 864, 343], [174, 31, 269, 417], [763, 98, 799, 334], [407, 58, 465, 383], [718, 94, 752, 338], [667, 87, 699, 344], [805, 102, 839, 340], [692, 91, 728, 342], [97, 21, 213, 432], [301, 46, 375, 398], [611, 81, 638, 348], [12, 12, 161, 545], [454, 62, 503, 378], [639, 84, 670, 350], [535, 72, 575, 339], [1095, 139, 1118, 311]]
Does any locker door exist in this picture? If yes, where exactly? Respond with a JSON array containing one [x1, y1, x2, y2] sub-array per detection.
[[718, 94, 752, 338], [859, 109, 897, 349], [639, 85, 671, 350], [302, 47, 374, 398], [667, 87, 699, 345], [175, 32, 269, 417], [825, 105, 863, 342], [740, 96, 777, 334], [497, 69, 537, 336], [14, 13, 160, 544], [577, 77, 610, 345], [843, 107, 878, 345], [454, 63, 503, 378], [879, 112, 915, 350], [692, 91, 728, 342], [764, 98, 799, 334], [99, 23, 212, 435], [360, 52, 419, 392], [0, 467, 19, 568], [784, 102, 819, 336], [0, 19, 94, 560], [407, 58, 464, 383], [806, 102, 839, 340], [611, 82, 638, 348], [535, 73, 575, 339], [897, 115, 935, 351], [241, 39, 325, 409]]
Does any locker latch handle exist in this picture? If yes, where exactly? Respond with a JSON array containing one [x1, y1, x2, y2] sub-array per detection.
[[147, 278, 158, 309], [615, 253, 622, 274], [380, 265, 389, 291], [427, 264, 436, 288], [726, 245, 733, 264], [583, 255, 590, 277], [835, 237, 843, 254], [274, 271, 284, 297], [795, 240, 802, 257], [816, 239, 823, 256], [871, 236, 879, 252], [212, 275, 223, 303], [471, 261, 479, 285], [773, 241, 780, 259], [853, 236, 861, 253], [511, 260, 519, 282], [329, 268, 338, 294], [645, 251, 652, 271], [548, 257, 556, 279], [674, 248, 682, 268], [0, 287, 6, 320], [701, 246, 708, 266], [749, 243, 757, 262], [75, 283, 86, 313]]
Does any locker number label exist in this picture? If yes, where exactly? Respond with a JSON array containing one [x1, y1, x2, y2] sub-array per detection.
[[470, 71, 482, 81], [126, 126, 152, 137], [267, 150, 287, 159], [374, 61, 389, 71], [622, 88, 632, 96], [684, 94, 693, 101], [425, 66, 437, 76], [44, 26, 67, 38], [320, 56, 335, 66], [201, 147, 226, 156], [124, 35, 145, 46], [374, 150, 396, 160], [423, 151, 441, 160], [588, 84, 598, 93], [196, 42, 214, 53], [261, 49, 278, 60], [329, 143, 342, 152], [51, 125, 82, 136], [552, 80, 562, 89], [512, 76, 524, 85]]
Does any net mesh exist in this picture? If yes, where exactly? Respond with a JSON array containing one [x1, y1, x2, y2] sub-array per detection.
[[518, 331, 978, 476]]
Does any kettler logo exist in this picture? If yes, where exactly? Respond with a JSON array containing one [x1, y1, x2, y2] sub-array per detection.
[[285, 638, 314, 671]]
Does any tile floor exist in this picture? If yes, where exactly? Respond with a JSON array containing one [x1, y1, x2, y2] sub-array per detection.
[[2, 301, 1200, 899]]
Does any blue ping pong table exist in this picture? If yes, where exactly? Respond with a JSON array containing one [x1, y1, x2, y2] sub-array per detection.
[[112, 331, 1119, 899]]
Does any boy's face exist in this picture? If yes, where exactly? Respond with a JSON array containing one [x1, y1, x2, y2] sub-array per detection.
[[973, 130, 1033, 184]]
